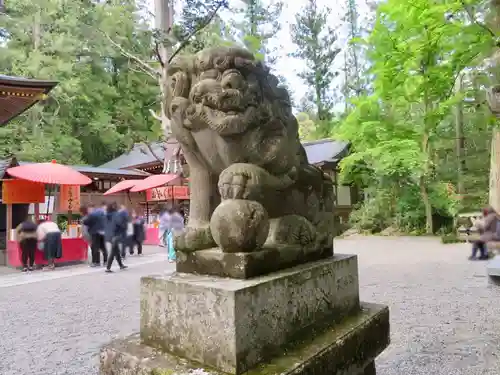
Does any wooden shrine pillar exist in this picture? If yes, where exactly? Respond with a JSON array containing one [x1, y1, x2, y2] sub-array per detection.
[[34, 203, 40, 222], [6, 204, 12, 241]]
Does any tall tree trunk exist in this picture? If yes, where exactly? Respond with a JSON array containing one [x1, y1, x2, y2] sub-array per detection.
[[422, 87, 433, 234], [455, 73, 465, 195], [346, 0, 361, 96], [489, 128, 500, 212], [31, 8, 42, 136], [420, 177, 433, 234], [154, 0, 174, 172], [343, 50, 349, 112]]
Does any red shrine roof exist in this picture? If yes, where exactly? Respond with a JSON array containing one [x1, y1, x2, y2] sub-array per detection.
[[0, 74, 58, 126]]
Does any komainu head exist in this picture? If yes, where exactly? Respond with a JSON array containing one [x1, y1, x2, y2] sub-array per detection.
[[167, 46, 298, 139]]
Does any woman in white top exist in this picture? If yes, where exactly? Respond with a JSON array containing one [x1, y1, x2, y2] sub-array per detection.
[[37, 220, 62, 270]]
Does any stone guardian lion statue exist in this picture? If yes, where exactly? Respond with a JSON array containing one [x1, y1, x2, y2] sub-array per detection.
[[167, 46, 335, 254]]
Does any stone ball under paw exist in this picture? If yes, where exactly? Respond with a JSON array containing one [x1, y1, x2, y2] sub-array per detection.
[[210, 199, 270, 253]]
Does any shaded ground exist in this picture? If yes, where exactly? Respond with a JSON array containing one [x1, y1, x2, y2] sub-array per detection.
[[0, 238, 498, 374], [342, 236, 500, 375]]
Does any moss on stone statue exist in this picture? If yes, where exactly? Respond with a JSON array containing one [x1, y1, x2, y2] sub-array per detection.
[[150, 370, 175, 375], [245, 304, 389, 375], [101, 303, 389, 375]]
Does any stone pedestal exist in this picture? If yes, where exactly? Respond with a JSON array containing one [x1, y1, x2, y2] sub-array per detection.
[[100, 254, 390, 375], [487, 255, 500, 285], [176, 246, 333, 279], [101, 303, 388, 375]]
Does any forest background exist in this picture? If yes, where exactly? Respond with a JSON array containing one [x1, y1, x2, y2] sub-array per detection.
[[1, 0, 500, 235]]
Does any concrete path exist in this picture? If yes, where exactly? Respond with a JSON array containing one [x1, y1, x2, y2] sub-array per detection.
[[0, 238, 498, 375]]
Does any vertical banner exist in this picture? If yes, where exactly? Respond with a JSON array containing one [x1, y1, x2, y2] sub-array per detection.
[[59, 185, 81, 212]]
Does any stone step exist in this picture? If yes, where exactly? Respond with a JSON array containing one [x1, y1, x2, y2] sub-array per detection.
[[101, 302, 389, 375], [140, 255, 360, 374]]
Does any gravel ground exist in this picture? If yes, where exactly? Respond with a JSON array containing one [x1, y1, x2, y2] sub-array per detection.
[[0, 250, 174, 375], [0, 237, 499, 375], [347, 236, 500, 375]]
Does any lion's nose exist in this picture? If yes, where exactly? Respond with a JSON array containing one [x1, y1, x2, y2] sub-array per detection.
[[221, 81, 235, 90], [221, 74, 245, 91]]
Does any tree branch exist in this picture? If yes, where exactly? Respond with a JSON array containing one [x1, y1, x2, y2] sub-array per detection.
[[168, 2, 226, 64], [143, 142, 164, 163], [459, 0, 497, 40], [149, 108, 162, 121], [154, 41, 165, 68], [101, 31, 160, 79]]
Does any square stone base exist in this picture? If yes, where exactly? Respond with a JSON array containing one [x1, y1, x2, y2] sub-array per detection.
[[487, 255, 500, 277], [141, 255, 360, 374], [101, 302, 389, 375], [176, 245, 333, 279]]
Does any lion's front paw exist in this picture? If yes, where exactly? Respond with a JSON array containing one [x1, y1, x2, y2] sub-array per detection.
[[173, 226, 215, 252], [218, 163, 267, 200], [266, 215, 317, 251]]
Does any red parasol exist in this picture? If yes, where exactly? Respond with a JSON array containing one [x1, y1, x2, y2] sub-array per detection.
[[103, 179, 142, 196], [129, 173, 180, 192], [6, 160, 91, 186]]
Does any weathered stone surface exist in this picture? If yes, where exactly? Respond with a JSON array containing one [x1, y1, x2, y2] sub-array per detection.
[[176, 245, 334, 279], [101, 302, 389, 375], [487, 255, 500, 276], [169, 47, 335, 258], [210, 199, 270, 253], [487, 256, 500, 285], [140, 255, 360, 374]]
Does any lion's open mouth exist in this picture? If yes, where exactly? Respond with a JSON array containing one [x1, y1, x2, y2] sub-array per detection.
[[202, 103, 255, 119], [200, 88, 259, 115], [187, 104, 258, 136]]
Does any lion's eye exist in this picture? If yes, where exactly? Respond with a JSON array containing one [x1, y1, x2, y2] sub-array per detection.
[[221, 70, 245, 90], [200, 69, 219, 80]]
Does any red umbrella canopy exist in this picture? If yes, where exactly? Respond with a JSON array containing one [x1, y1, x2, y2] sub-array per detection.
[[103, 179, 142, 196], [129, 173, 180, 192], [6, 160, 92, 186]]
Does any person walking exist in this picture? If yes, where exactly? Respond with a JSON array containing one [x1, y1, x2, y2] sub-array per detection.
[[104, 202, 127, 273], [167, 206, 184, 262], [118, 205, 130, 259], [37, 219, 62, 271], [81, 204, 108, 266], [79, 206, 93, 265], [158, 207, 171, 247], [16, 218, 38, 272], [130, 210, 146, 255]]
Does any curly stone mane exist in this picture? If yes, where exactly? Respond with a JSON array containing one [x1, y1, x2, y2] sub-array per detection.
[[166, 46, 299, 144]]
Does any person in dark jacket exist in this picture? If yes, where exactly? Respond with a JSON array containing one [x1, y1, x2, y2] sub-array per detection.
[[16, 219, 38, 272], [104, 202, 127, 273], [118, 204, 131, 258], [469, 206, 499, 260], [82, 204, 107, 267], [130, 210, 146, 255]]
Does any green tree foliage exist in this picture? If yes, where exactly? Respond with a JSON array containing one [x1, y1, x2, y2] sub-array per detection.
[[0, 0, 158, 165], [0, 0, 230, 166], [232, 0, 283, 64], [342, 0, 362, 103], [173, 0, 233, 55], [290, 0, 341, 122], [336, 0, 496, 234], [296, 112, 317, 140]]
